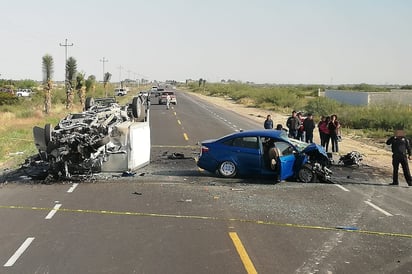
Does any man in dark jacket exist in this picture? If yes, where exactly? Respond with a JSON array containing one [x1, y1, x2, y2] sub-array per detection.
[[386, 130, 412, 186], [286, 111, 300, 139], [303, 113, 316, 143]]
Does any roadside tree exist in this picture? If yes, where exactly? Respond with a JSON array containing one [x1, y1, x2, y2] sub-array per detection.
[[42, 54, 54, 114], [65, 57, 77, 109]]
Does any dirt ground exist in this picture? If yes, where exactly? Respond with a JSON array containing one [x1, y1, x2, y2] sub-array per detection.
[[190, 92, 394, 178]]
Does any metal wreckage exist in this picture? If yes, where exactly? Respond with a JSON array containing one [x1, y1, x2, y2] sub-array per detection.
[[29, 96, 151, 180]]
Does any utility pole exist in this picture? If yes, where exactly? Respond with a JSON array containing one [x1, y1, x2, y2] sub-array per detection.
[[117, 65, 123, 87], [59, 39, 74, 82], [100, 57, 108, 82]]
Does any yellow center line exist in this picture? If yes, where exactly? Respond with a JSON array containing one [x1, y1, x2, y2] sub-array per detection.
[[183, 133, 189, 141], [152, 145, 198, 149], [229, 232, 258, 274], [1, 205, 411, 239]]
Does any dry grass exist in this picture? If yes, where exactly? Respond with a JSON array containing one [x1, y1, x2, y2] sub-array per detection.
[[0, 103, 83, 169]]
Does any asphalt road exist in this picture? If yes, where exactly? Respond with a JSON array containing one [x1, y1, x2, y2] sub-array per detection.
[[0, 90, 411, 273]]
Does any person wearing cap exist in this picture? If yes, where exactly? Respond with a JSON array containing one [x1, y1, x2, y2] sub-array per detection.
[[386, 130, 412, 186]]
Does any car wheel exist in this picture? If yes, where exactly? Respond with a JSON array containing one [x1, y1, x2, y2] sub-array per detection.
[[298, 164, 315, 183], [218, 161, 237, 178], [85, 97, 94, 110], [44, 123, 53, 146]]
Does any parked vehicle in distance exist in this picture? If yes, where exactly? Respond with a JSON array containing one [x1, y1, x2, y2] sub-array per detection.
[[153, 87, 164, 97], [115, 88, 128, 96], [16, 88, 34, 97], [197, 129, 331, 183], [158, 91, 177, 105]]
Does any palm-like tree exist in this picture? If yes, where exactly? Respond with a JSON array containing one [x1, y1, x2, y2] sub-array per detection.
[[75, 73, 86, 107], [103, 72, 112, 96], [85, 75, 96, 94], [42, 54, 54, 114], [65, 57, 77, 109]]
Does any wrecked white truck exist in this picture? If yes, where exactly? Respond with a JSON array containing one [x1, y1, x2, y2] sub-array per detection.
[[31, 96, 150, 179]]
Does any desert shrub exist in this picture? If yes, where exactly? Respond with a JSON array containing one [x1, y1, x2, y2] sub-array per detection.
[[0, 92, 19, 105], [304, 97, 342, 117]]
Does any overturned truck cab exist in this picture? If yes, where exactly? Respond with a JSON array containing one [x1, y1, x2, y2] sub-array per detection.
[[32, 96, 150, 179]]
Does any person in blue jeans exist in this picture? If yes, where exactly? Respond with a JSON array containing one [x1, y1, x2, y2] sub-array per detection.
[[286, 110, 300, 139], [328, 114, 340, 152]]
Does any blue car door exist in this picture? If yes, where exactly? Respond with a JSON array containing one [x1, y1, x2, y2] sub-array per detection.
[[279, 154, 296, 180], [229, 136, 261, 175], [275, 141, 298, 180]]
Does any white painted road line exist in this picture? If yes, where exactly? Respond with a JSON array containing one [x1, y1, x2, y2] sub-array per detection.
[[45, 203, 62, 219], [4, 237, 35, 267], [67, 183, 79, 193], [364, 201, 393, 216], [334, 184, 350, 192]]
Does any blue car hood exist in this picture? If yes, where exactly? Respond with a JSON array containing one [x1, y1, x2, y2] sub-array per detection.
[[302, 143, 328, 158]]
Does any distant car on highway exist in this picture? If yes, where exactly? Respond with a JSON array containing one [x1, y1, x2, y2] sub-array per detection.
[[16, 88, 34, 97], [153, 87, 163, 97], [197, 129, 331, 182], [158, 91, 177, 105]]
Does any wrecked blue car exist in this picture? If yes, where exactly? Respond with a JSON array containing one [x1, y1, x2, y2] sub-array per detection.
[[197, 130, 331, 183]]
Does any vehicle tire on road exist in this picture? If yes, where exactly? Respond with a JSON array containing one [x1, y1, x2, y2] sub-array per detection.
[[132, 96, 145, 122], [44, 123, 53, 146], [298, 164, 315, 183], [218, 161, 237, 178], [85, 97, 95, 110]]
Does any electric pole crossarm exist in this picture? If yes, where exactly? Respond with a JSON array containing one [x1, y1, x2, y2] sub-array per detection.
[[59, 38, 74, 81]]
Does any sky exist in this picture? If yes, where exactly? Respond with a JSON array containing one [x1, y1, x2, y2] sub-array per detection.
[[1, 0, 411, 85]]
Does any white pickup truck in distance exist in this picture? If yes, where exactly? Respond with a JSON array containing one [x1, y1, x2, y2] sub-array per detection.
[[115, 88, 128, 96], [16, 89, 34, 97]]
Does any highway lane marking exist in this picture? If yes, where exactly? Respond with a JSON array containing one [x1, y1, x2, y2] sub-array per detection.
[[183, 133, 189, 141], [4, 237, 35, 267], [334, 184, 350, 192], [177, 120, 182, 125], [45, 203, 62, 219], [364, 200, 393, 216], [1, 205, 411, 239], [229, 232, 257, 274], [67, 183, 79, 193]]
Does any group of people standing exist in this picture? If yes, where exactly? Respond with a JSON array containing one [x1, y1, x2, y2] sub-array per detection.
[[264, 111, 341, 152], [285, 110, 317, 144], [264, 112, 412, 187], [318, 114, 341, 152]]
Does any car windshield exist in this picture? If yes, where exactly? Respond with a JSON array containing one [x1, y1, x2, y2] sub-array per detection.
[[289, 138, 310, 152]]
